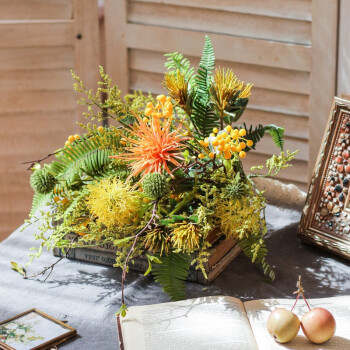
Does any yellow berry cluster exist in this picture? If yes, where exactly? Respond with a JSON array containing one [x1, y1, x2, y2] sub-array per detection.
[[65, 134, 81, 147], [198, 125, 253, 160], [143, 95, 173, 123]]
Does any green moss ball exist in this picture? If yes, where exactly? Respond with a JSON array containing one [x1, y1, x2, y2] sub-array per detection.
[[30, 168, 57, 194], [142, 173, 169, 199]]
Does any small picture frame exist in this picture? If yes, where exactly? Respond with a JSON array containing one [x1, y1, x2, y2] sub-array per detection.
[[0, 309, 76, 350], [298, 97, 350, 259]]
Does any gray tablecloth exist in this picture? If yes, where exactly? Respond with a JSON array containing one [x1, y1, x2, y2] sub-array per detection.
[[1, 206, 350, 350]]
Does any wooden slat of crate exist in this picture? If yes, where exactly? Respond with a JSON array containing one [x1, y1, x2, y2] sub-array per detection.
[[0, 69, 73, 91], [126, 24, 312, 72], [0, 0, 73, 20], [0, 47, 74, 70], [0, 21, 74, 48], [130, 0, 312, 21], [128, 2, 311, 45]]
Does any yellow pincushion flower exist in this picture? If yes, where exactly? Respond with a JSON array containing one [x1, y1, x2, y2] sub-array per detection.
[[215, 195, 264, 241], [86, 178, 142, 229], [171, 222, 202, 254]]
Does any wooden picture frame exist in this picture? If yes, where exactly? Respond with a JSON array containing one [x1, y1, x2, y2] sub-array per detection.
[[0, 309, 76, 350], [298, 97, 350, 259]]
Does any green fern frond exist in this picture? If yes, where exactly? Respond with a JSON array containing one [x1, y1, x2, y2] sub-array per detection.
[[241, 123, 285, 152], [30, 192, 52, 217], [152, 252, 190, 301], [191, 36, 219, 137], [237, 235, 275, 282], [265, 124, 284, 151], [48, 135, 114, 188], [164, 52, 195, 84]]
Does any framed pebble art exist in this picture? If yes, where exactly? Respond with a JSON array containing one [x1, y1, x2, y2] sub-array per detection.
[[298, 96, 350, 259]]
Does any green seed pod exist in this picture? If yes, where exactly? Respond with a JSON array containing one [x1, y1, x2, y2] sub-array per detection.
[[142, 173, 169, 199], [30, 168, 57, 194]]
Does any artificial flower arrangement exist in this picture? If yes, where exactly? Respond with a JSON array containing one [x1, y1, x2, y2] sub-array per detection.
[[14, 36, 297, 316]]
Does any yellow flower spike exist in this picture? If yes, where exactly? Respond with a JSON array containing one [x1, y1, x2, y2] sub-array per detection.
[[225, 125, 232, 132], [198, 153, 205, 159], [236, 145, 242, 152], [216, 134, 222, 140], [239, 128, 247, 137], [224, 144, 231, 151], [217, 145, 223, 151], [225, 137, 231, 142], [155, 103, 161, 110], [230, 145, 237, 152], [151, 112, 158, 118], [219, 140, 226, 147], [213, 127, 219, 134], [97, 126, 104, 133], [199, 140, 205, 146], [203, 141, 209, 147], [209, 152, 215, 159], [239, 142, 246, 149], [147, 102, 154, 108], [212, 139, 219, 146], [143, 117, 149, 123], [166, 96, 172, 102], [156, 112, 162, 118], [239, 151, 246, 158], [247, 140, 254, 147], [221, 131, 228, 137]]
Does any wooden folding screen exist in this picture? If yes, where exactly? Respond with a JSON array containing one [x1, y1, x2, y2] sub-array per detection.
[[0, 0, 100, 239], [104, 0, 339, 190]]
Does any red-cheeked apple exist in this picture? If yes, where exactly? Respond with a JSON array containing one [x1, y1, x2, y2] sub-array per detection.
[[301, 307, 336, 344]]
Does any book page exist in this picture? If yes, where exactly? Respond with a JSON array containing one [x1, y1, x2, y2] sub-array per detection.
[[120, 296, 258, 350], [244, 296, 350, 350]]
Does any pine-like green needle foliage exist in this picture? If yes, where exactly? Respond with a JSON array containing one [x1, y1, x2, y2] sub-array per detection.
[[152, 252, 190, 301]]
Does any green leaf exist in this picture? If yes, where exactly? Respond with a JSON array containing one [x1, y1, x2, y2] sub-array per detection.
[[11, 262, 26, 276], [146, 254, 162, 264], [152, 252, 190, 301], [116, 303, 128, 318], [113, 236, 134, 246], [159, 215, 186, 226]]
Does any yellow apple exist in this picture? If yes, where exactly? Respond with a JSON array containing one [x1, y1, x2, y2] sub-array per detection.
[[267, 308, 300, 343]]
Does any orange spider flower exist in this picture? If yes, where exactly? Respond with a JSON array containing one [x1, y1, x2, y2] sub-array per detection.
[[110, 116, 188, 180]]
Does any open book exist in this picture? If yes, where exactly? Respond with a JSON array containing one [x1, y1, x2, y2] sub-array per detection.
[[117, 295, 350, 350]]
